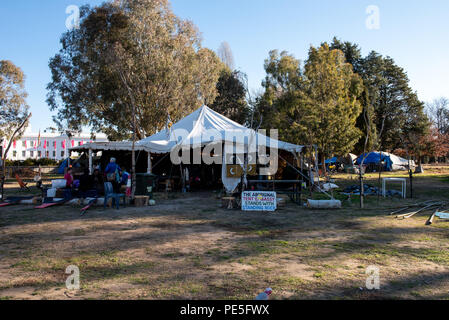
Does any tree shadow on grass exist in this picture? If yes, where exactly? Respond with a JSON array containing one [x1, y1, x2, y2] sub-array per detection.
[[1, 192, 449, 299], [291, 270, 449, 300]]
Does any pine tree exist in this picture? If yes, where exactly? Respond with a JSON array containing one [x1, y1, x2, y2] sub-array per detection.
[[303, 44, 363, 165], [257, 45, 364, 168], [361, 52, 429, 151]]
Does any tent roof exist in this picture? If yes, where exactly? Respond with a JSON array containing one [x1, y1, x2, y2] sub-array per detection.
[[70, 141, 146, 152], [138, 105, 303, 154]]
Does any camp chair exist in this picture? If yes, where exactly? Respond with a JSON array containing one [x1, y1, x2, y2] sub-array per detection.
[[103, 182, 126, 210], [15, 174, 30, 191]]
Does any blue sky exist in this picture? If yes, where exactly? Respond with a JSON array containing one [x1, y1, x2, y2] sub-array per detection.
[[1, 0, 448, 132]]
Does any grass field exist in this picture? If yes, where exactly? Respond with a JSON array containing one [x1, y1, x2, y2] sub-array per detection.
[[0, 166, 448, 300]]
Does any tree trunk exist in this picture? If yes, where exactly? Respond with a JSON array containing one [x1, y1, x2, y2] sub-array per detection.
[[359, 167, 364, 209], [321, 153, 327, 177], [415, 155, 424, 174], [118, 71, 137, 200], [308, 150, 313, 197], [1, 152, 5, 202], [242, 144, 248, 193], [131, 108, 137, 200], [0, 113, 31, 202], [377, 152, 382, 203], [2, 113, 32, 163]]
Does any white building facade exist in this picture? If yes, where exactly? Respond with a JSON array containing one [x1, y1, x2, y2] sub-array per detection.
[[2, 128, 108, 161]]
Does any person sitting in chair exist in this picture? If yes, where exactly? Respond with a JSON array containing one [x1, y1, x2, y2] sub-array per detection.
[[62, 168, 75, 199], [64, 168, 74, 188], [119, 168, 130, 186]]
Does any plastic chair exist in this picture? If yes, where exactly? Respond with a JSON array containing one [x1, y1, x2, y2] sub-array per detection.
[[15, 174, 30, 191], [103, 182, 126, 209]]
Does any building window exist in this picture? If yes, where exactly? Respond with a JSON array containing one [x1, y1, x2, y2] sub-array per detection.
[[13, 151, 17, 157], [38, 151, 41, 157], [46, 151, 49, 158], [22, 151, 26, 157], [30, 151, 34, 157], [61, 151, 65, 157], [53, 151, 56, 157], [22, 141, 26, 147], [78, 141, 82, 146]]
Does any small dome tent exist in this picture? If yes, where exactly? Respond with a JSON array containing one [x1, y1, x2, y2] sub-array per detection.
[[356, 152, 415, 171]]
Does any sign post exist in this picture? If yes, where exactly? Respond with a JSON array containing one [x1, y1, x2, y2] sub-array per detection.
[[242, 191, 277, 212]]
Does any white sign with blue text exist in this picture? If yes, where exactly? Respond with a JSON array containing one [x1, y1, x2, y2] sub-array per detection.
[[242, 191, 277, 212]]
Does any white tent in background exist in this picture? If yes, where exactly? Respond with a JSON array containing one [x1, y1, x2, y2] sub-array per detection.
[[386, 152, 416, 170]]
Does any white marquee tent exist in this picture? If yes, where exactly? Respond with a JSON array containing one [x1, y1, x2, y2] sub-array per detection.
[[72, 106, 303, 155], [137, 105, 303, 154], [137, 106, 304, 193], [71, 106, 305, 193]]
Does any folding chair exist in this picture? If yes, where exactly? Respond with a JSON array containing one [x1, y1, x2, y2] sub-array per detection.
[[104, 182, 126, 209], [15, 174, 30, 191]]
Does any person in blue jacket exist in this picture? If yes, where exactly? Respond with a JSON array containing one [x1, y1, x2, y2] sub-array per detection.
[[119, 168, 130, 186], [104, 158, 121, 182]]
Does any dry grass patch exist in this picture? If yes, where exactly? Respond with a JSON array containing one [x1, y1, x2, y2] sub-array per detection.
[[0, 165, 448, 299]]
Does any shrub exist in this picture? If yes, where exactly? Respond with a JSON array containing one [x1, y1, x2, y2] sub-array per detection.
[[5, 158, 62, 166]]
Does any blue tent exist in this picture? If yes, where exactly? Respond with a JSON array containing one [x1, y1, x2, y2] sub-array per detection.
[[356, 152, 394, 171], [57, 158, 69, 174], [325, 157, 338, 164], [57, 157, 83, 174]]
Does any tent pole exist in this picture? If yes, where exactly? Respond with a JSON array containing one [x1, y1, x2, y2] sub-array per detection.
[[308, 148, 313, 196], [88, 148, 93, 175], [147, 152, 152, 174], [378, 151, 382, 203], [180, 164, 185, 192]]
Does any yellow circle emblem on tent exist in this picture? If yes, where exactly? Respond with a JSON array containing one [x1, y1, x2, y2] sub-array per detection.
[[257, 194, 263, 201]]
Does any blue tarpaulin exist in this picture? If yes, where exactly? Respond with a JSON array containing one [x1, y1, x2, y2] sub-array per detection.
[[325, 157, 338, 164], [57, 158, 69, 174], [356, 152, 393, 171]]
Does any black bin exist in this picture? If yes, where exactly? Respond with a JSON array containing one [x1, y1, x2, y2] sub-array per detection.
[[135, 173, 157, 198]]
